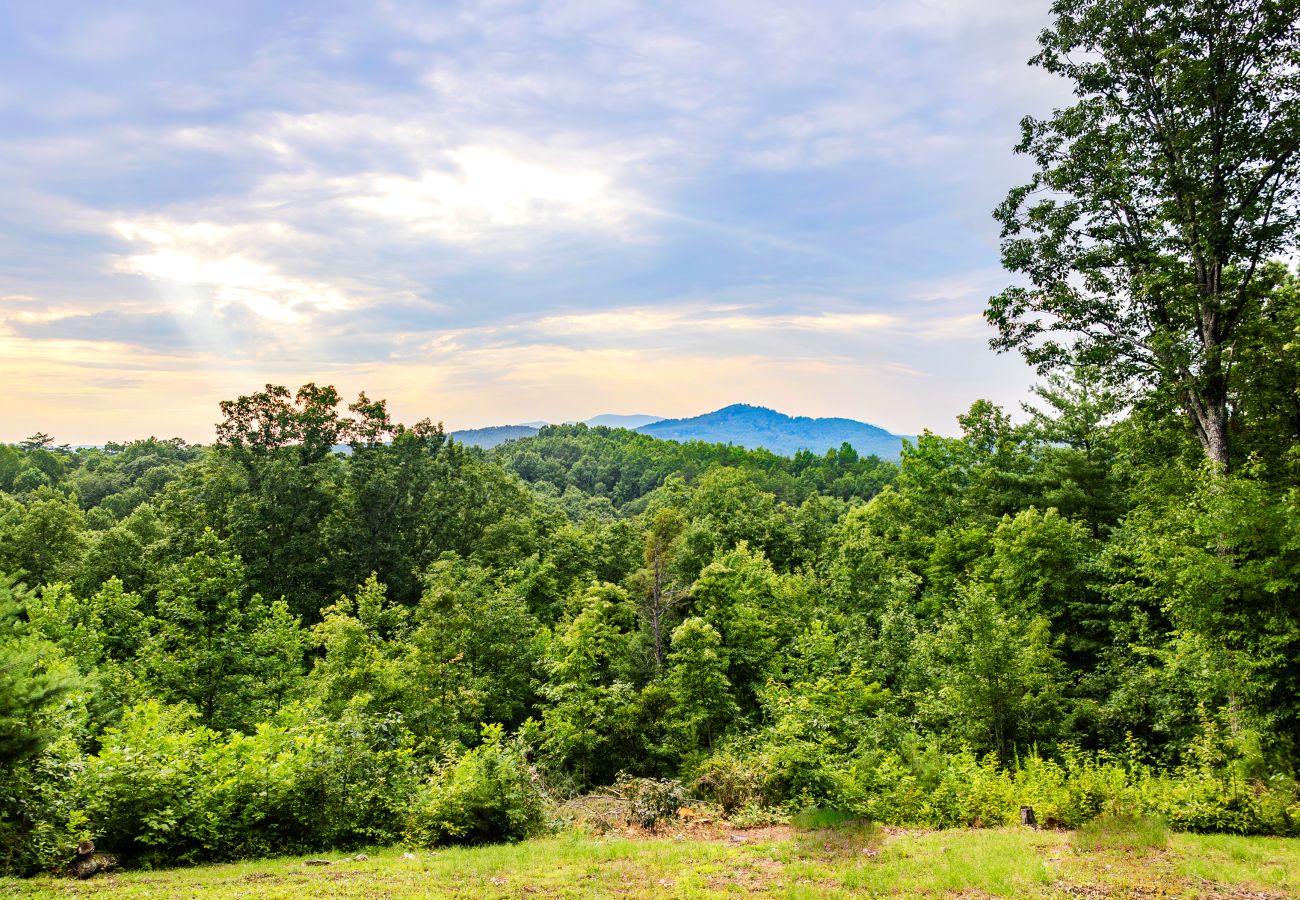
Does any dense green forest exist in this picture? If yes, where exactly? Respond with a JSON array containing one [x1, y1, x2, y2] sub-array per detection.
[[5, 0, 1300, 878], [3, 343, 1300, 873]]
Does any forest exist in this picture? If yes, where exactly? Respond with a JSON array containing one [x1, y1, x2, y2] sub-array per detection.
[[5, 0, 1300, 880], [3, 336, 1300, 874]]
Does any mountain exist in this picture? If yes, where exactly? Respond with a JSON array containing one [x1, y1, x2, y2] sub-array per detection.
[[636, 403, 910, 459], [451, 424, 539, 448], [584, 414, 663, 428]]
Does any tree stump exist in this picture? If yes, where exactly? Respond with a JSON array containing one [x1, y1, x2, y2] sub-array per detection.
[[1019, 805, 1037, 827], [69, 840, 118, 879]]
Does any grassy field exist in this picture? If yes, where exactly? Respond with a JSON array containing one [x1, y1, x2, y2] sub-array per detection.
[[4, 817, 1299, 898]]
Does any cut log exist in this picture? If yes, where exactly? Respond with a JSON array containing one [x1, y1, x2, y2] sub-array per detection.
[[69, 840, 118, 880]]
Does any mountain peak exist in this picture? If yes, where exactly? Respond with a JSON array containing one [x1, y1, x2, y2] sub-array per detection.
[[637, 404, 907, 458]]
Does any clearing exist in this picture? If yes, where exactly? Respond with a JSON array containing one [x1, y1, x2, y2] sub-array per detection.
[[4, 821, 1299, 898]]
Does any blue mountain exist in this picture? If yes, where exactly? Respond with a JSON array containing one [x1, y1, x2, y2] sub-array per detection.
[[451, 424, 539, 448], [636, 403, 909, 459], [583, 414, 663, 428]]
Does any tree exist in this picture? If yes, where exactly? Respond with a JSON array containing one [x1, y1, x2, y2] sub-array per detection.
[[1023, 365, 1128, 535], [0, 575, 78, 766], [333, 415, 450, 605], [633, 507, 687, 669], [663, 617, 736, 753], [0, 493, 86, 586], [18, 434, 54, 452], [923, 583, 1065, 761], [539, 583, 639, 785], [988, 0, 1300, 470], [405, 556, 540, 743], [143, 531, 304, 731]]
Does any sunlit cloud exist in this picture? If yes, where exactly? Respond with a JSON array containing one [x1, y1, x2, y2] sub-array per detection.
[[341, 147, 637, 242], [531, 306, 900, 336], [113, 220, 352, 322]]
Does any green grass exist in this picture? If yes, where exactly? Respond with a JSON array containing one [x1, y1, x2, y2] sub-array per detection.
[[4, 827, 1300, 898], [789, 805, 864, 831], [1072, 812, 1170, 854], [1172, 833, 1300, 892]]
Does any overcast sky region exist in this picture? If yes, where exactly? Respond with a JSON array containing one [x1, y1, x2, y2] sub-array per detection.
[[0, 0, 1070, 443]]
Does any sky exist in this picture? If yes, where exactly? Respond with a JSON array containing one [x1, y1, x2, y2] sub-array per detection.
[[0, 0, 1071, 444]]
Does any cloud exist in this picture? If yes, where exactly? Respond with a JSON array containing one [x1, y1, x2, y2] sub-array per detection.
[[112, 219, 352, 322], [0, 0, 1062, 442], [340, 146, 639, 242]]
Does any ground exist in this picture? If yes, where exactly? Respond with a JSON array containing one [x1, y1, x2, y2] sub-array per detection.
[[4, 821, 1299, 898]]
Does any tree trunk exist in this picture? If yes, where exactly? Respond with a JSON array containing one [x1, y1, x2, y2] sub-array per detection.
[[1182, 375, 1231, 473]]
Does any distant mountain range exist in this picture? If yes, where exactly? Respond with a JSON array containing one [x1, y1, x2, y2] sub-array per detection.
[[584, 414, 663, 429], [450, 425, 541, 448], [451, 404, 911, 458], [639, 404, 910, 458]]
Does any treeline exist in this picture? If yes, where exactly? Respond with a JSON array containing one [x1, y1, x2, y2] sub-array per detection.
[[2, 358, 1300, 873]]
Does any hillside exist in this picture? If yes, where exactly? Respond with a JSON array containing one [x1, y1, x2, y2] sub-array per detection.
[[637, 403, 909, 459], [450, 424, 540, 448], [584, 413, 663, 428]]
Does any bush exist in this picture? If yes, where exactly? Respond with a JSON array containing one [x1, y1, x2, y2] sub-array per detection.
[[404, 724, 548, 847], [700, 727, 1300, 837], [693, 751, 763, 816], [72, 700, 419, 867], [0, 733, 89, 875], [617, 775, 687, 830]]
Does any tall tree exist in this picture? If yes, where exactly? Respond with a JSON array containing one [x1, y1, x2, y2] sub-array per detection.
[[988, 0, 1300, 470], [0, 575, 78, 766], [634, 507, 687, 669]]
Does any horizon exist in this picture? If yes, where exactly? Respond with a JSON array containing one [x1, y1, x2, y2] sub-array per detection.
[[16, 399, 927, 448], [0, 0, 1065, 444]]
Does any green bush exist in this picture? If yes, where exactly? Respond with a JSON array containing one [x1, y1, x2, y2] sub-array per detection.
[[0, 733, 90, 875], [71, 700, 419, 867], [692, 751, 763, 816], [404, 724, 548, 847], [698, 725, 1300, 836]]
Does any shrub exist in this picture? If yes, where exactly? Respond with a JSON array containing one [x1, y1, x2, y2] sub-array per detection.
[[71, 700, 419, 867], [617, 776, 687, 830], [404, 724, 548, 847], [692, 752, 762, 817]]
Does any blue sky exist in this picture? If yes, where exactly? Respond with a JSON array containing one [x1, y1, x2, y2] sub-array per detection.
[[0, 0, 1068, 443]]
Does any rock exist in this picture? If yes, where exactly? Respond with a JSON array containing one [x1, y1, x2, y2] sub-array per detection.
[[402, 852, 417, 860], [352, 853, 369, 862]]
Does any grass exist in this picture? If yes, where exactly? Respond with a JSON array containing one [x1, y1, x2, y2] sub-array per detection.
[[1071, 812, 1170, 854], [4, 826, 1300, 898]]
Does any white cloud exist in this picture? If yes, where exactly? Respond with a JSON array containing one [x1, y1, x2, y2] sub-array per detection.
[[113, 220, 352, 322], [531, 305, 900, 336], [341, 146, 636, 241]]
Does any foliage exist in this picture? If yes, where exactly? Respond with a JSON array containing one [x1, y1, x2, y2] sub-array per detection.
[[988, 0, 1300, 468], [616, 775, 689, 830], [404, 724, 547, 847], [5, 351, 1300, 874]]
